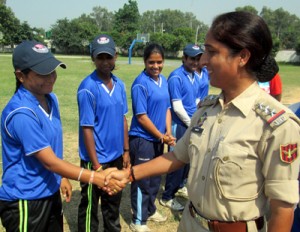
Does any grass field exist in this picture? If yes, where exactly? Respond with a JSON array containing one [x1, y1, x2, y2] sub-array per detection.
[[0, 54, 299, 232]]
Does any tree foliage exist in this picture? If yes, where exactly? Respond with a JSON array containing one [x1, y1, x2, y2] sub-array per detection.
[[2, 0, 300, 57]]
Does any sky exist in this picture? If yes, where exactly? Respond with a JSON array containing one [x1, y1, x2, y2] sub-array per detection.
[[6, 0, 300, 31]]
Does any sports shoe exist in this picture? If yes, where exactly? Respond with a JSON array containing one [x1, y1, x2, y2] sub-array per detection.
[[130, 222, 151, 232], [147, 211, 167, 222], [159, 198, 184, 211], [175, 186, 188, 198]]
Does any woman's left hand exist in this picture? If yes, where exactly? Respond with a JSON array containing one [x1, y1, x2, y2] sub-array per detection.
[[60, 177, 72, 202]]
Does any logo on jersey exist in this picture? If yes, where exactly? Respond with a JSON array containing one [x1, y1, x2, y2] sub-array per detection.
[[280, 143, 298, 163], [32, 44, 49, 53], [97, 36, 110, 45]]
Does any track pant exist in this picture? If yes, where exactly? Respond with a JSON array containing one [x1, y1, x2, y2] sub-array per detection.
[[129, 136, 164, 225], [78, 156, 123, 232], [162, 122, 188, 200], [0, 191, 63, 232]]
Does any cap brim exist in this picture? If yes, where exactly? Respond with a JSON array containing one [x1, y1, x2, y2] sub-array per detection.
[[185, 51, 203, 57], [93, 47, 115, 58], [30, 57, 66, 75]]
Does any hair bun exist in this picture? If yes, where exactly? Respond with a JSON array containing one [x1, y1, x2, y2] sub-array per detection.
[[255, 55, 279, 82]]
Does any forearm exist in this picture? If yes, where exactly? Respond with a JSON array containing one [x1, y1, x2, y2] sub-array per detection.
[[123, 116, 129, 150], [35, 147, 106, 187], [268, 199, 294, 232], [133, 151, 185, 180], [137, 114, 163, 140], [82, 126, 100, 169], [165, 109, 172, 135], [172, 100, 191, 127]]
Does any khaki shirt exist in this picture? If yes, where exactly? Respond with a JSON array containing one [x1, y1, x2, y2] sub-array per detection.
[[174, 82, 300, 223]]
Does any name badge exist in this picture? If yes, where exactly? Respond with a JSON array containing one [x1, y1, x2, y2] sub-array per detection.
[[192, 126, 204, 134]]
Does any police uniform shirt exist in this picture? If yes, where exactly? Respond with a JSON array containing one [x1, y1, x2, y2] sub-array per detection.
[[174, 82, 300, 222]]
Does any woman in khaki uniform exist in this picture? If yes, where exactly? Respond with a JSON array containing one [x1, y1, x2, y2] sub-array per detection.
[[106, 11, 300, 232]]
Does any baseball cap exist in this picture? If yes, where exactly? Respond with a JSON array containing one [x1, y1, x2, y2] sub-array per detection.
[[91, 34, 116, 58], [13, 40, 66, 75], [183, 44, 204, 57]]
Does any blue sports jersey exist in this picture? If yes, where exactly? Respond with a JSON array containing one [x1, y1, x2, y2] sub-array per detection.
[[0, 86, 62, 200], [168, 65, 209, 126], [77, 70, 128, 163], [129, 70, 171, 141], [198, 67, 210, 100]]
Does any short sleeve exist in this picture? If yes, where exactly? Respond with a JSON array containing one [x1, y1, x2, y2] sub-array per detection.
[[6, 112, 50, 156], [131, 84, 147, 115], [77, 89, 96, 126]]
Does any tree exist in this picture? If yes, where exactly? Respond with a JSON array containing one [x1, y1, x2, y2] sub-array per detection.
[[90, 6, 114, 32], [51, 15, 100, 54], [260, 7, 300, 50], [235, 5, 258, 15], [0, 4, 21, 46], [113, 0, 140, 34]]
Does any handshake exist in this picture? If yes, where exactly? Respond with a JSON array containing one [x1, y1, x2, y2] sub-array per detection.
[[97, 166, 133, 195]]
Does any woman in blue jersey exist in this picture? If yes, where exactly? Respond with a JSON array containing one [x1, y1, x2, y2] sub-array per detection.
[[0, 40, 124, 232], [77, 34, 130, 232], [129, 43, 175, 232]]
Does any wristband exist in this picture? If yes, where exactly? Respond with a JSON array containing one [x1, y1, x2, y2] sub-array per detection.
[[93, 164, 101, 171], [129, 166, 136, 182], [89, 171, 95, 184], [124, 148, 129, 152], [95, 166, 103, 172], [77, 168, 84, 181]]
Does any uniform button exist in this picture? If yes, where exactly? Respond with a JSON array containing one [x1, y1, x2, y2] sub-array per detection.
[[189, 140, 192, 144], [218, 118, 222, 123], [223, 156, 229, 161], [202, 176, 205, 180], [207, 148, 211, 152]]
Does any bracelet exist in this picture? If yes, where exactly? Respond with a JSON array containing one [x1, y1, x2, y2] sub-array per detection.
[[95, 166, 103, 172], [93, 164, 101, 171], [77, 168, 84, 181], [89, 171, 95, 184], [124, 148, 129, 152], [129, 166, 136, 182]]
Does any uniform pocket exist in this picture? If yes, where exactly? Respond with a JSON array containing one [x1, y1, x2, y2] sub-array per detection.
[[188, 129, 205, 168], [213, 142, 264, 201]]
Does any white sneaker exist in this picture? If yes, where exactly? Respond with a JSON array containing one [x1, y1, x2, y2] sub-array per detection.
[[147, 211, 167, 222], [175, 186, 188, 198], [159, 198, 184, 211], [130, 222, 151, 232]]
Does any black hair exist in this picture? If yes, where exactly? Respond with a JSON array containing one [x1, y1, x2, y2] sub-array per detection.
[[143, 43, 165, 61], [210, 11, 278, 82], [15, 69, 30, 93]]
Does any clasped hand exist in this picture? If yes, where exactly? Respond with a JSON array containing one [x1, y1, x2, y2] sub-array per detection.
[[100, 167, 131, 195]]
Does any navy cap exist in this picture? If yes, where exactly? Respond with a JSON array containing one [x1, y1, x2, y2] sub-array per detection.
[[183, 44, 204, 57], [91, 34, 116, 58], [13, 40, 66, 75]]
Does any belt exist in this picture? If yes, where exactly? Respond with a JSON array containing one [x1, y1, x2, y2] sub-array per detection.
[[189, 202, 264, 232]]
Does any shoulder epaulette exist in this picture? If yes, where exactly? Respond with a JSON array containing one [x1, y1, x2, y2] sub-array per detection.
[[199, 95, 219, 108], [254, 96, 294, 129]]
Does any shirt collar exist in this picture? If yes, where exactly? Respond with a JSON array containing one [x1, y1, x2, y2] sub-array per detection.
[[219, 82, 259, 117]]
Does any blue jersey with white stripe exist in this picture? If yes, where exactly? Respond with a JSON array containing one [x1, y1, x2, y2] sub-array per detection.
[[0, 86, 62, 200], [77, 70, 128, 163], [129, 70, 171, 141], [168, 65, 208, 125]]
